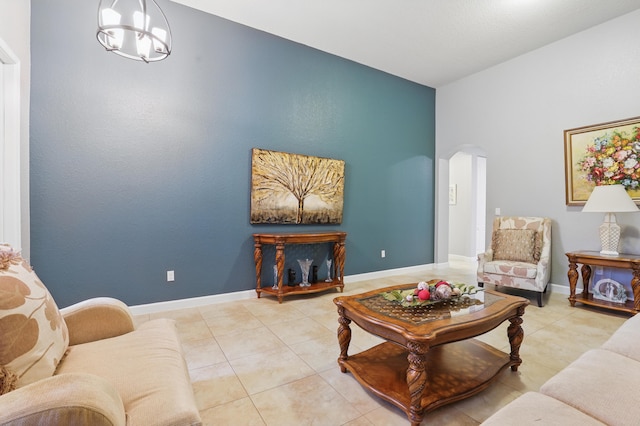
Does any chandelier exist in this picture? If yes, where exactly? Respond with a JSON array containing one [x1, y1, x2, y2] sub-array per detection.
[[97, 0, 172, 62]]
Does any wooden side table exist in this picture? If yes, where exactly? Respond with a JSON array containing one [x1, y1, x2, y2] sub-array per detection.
[[253, 231, 346, 303], [566, 250, 640, 314]]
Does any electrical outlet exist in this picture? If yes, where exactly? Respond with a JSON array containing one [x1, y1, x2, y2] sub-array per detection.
[[167, 270, 175, 282], [381, 250, 386, 258]]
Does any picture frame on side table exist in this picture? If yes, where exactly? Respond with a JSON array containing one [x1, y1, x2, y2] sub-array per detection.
[[564, 116, 640, 206]]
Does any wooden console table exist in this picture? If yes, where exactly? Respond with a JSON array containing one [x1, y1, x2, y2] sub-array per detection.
[[566, 250, 640, 314], [253, 231, 346, 303]]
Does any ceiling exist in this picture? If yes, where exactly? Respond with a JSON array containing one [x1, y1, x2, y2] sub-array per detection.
[[170, 0, 640, 88]]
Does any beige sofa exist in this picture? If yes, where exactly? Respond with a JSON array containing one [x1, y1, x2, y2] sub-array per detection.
[[0, 244, 201, 426], [482, 312, 640, 425]]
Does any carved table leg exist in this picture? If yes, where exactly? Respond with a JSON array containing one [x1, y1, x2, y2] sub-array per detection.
[[567, 259, 578, 307], [275, 242, 285, 303], [406, 341, 428, 426], [253, 242, 263, 298], [333, 239, 346, 291], [581, 264, 592, 297], [337, 306, 352, 373], [632, 263, 640, 312], [508, 306, 525, 371]]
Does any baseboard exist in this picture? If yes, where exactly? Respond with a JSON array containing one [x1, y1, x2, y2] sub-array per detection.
[[129, 290, 256, 315], [130, 263, 440, 315], [344, 263, 438, 283], [448, 254, 478, 264], [129, 265, 571, 315], [550, 282, 570, 295]]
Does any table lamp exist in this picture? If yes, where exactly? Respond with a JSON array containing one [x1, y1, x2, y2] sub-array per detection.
[[582, 184, 639, 256]]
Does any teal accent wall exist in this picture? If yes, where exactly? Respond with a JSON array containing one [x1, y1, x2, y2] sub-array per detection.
[[29, 0, 435, 307]]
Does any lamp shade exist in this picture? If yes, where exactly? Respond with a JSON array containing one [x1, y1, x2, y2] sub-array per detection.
[[582, 185, 639, 213], [582, 184, 638, 256]]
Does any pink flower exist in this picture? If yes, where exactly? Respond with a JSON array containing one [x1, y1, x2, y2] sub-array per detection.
[[613, 150, 630, 162]]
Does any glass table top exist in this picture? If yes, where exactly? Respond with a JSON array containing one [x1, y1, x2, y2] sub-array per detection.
[[356, 287, 504, 326]]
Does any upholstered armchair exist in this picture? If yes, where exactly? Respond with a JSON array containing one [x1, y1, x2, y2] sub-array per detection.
[[0, 244, 201, 426], [477, 216, 552, 307]]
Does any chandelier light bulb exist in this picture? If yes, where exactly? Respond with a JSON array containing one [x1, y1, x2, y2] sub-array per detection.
[[133, 11, 149, 32], [136, 36, 152, 60], [101, 7, 120, 25], [151, 27, 168, 53], [100, 8, 124, 49]]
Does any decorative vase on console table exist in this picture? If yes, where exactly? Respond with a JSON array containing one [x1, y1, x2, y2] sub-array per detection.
[[272, 265, 278, 290], [297, 259, 313, 287]]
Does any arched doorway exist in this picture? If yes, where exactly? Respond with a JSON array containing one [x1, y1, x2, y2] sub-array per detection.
[[435, 146, 487, 265]]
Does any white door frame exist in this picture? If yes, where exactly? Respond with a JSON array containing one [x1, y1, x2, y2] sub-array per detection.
[[0, 37, 21, 248]]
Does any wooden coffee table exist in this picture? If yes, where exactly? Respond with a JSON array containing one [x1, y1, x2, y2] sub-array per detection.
[[334, 284, 528, 425]]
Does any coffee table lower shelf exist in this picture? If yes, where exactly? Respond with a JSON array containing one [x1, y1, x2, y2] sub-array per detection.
[[339, 339, 513, 417]]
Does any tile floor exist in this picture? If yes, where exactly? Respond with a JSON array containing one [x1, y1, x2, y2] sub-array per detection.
[[134, 262, 630, 425]]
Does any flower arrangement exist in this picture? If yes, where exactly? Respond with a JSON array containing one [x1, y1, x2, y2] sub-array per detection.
[[578, 126, 640, 190], [0, 244, 22, 270], [382, 279, 480, 307]]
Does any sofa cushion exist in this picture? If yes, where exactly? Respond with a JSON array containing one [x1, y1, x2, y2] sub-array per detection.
[[482, 391, 606, 425], [492, 229, 539, 263], [540, 348, 640, 426], [0, 244, 69, 391], [601, 313, 640, 362], [56, 318, 200, 426]]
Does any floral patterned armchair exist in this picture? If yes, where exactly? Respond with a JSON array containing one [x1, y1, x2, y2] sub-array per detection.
[[477, 216, 552, 307]]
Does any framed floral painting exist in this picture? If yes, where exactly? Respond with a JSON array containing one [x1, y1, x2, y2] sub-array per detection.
[[564, 116, 640, 206]]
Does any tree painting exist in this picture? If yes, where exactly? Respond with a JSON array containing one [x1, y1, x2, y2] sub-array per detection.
[[250, 148, 345, 224]]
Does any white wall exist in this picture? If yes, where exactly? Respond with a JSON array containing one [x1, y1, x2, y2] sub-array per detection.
[[436, 9, 640, 287], [0, 0, 30, 258]]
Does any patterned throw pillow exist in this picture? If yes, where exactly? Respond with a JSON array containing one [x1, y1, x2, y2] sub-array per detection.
[[533, 230, 543, 262], [0, 244, 69, 394], [492, 229, 538, 263]]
